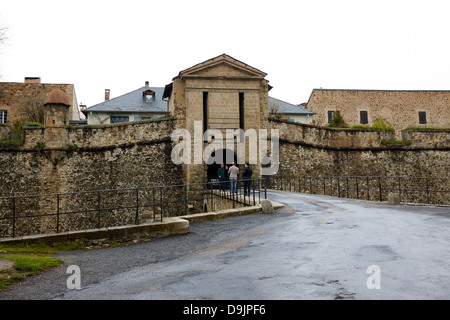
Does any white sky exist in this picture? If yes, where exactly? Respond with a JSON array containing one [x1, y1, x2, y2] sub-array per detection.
[[1, 0, 449, 108]]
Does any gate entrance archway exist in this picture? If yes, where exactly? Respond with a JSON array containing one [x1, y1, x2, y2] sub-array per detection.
[[206, 149, 237, 180]]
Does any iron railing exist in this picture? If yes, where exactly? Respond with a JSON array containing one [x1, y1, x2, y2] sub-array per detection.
[[0, 178, 266, 238], [265, 175, 450, 206]]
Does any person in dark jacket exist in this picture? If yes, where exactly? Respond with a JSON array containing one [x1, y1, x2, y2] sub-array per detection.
[[217, 164, 226, 191], [242, 162, 253, 196]]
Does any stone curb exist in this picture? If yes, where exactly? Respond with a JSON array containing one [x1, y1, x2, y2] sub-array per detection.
[[0, 217, 189, 246], [0, 201, 285, 246]]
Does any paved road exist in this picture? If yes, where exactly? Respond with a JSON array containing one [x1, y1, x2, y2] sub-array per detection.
[[1, 191, 450, 300]]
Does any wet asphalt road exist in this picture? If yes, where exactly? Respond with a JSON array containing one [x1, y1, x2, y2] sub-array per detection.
[[1, 190, 450, 300]]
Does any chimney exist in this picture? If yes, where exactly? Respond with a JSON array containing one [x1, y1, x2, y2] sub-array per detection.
[[145, 81, 149, 87], [24, 77, 41, 84], [105, 89, 110, 101]]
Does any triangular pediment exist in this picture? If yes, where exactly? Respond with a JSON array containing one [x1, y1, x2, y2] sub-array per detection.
[[178, 54, 267, 79]]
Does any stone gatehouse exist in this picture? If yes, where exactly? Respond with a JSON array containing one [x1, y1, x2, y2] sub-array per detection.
[[163, 54, 272, 185]]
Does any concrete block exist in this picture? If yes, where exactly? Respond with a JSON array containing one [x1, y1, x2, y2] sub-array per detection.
[[168, 218, 190, 234], [388, 192, 400, 205], [261, 199, 274, 214]]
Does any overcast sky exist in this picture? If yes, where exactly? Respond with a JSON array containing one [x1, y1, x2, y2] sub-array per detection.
[[1, 0, 449, 108]]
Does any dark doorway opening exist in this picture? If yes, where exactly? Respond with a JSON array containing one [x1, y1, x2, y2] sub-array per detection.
[[206, 149, 237, 181]]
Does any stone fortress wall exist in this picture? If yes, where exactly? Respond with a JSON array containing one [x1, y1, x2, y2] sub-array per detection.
[[1, 108, 449, 237], [1, 55, 449, 237]]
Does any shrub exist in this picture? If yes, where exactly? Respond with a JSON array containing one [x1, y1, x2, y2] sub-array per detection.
[[327, 111, 347, 128], [371, 117, 394, 131], [36, 141, 46, 150]]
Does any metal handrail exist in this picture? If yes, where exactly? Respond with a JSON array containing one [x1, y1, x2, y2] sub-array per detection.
[[265, 175, 450, 205], [0, 178, 267, 238]]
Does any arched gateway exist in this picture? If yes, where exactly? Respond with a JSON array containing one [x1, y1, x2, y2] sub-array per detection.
[[206, 149, 238, 180]]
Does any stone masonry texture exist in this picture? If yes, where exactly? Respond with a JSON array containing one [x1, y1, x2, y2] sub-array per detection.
[[307, 89, 450, 139]]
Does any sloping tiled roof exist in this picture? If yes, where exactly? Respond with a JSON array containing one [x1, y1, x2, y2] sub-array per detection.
[[83, 87, 167, 115], [269, 97, 315, 115], [82, 85, 314, 116]]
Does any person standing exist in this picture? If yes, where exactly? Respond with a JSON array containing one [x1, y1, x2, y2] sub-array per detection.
[[228, 162, 239, 193], [225, 165, 229, 192], [217, 164, 226, 191], [242, 162, 253, 196]]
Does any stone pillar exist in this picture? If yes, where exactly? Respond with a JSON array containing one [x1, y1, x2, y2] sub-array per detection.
[[43, 88, 70, 149]]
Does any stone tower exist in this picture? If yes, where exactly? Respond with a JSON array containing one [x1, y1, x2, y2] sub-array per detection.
[[43, 88, 71, 149]]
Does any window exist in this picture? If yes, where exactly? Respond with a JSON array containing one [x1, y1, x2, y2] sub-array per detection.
[[419, 111, 427, 124], [327, 111, 335, 123], [0, 110, 7, 123], [203, 92, 208, 133], [239, 92, 245, 130], [360, 111, 368, 124], [143, 90, 155, 103], [111, 116, 129, 123]]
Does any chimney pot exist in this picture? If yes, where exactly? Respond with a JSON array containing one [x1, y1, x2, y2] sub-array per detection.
[[145, 81, 149, 87], [24, 77, 41, 84], [105, 89, 110, 101]]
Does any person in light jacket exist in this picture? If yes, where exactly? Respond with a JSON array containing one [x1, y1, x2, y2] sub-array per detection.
[[228, 162, 239, 193]]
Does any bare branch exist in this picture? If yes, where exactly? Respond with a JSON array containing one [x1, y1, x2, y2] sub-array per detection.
[[269, 101, 282, 120], [0, 20, 7, 45], [17, 94, 46, 124]]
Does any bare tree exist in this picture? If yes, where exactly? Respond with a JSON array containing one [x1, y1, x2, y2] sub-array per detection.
[[0, 20, 8, 78], [269, 100, 283, 120], [0, 22, 6, 45], [17, 94, 46, 124]]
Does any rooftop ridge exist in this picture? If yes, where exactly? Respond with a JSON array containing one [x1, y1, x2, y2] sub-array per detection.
[[312, 88, 450, 93]]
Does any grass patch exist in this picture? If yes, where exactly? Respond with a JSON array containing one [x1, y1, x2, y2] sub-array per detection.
[[0, 271, 30, 292], [404, 126, 450, 131], [381, 139, 411, 146], [0, 239, 127, 292], [56, 239, 87, 251], [0, 242, 58, 255], [22, 122, 43, 127], [1, 254, 62, 272], [0, 139, 23, 146], [0, 242, 62, 292], [348, 118, 394, 132]]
